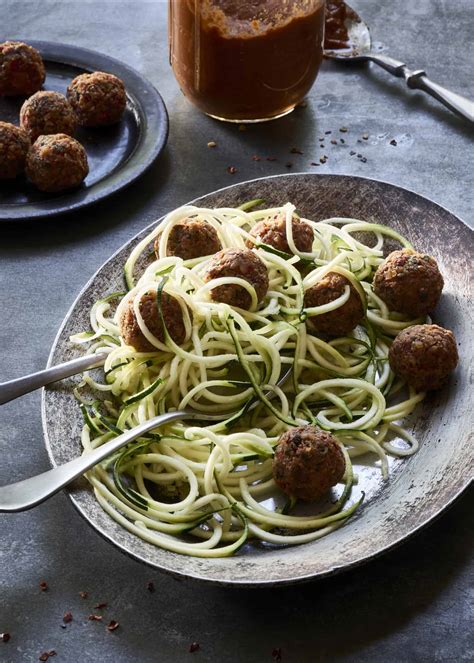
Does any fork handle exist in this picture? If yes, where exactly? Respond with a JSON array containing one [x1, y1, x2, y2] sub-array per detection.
[[0, 353, 108, 405], [0, 410, 194, 512]]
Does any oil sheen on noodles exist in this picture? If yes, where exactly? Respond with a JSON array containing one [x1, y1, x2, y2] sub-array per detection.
[[71, 202, 425, 558]]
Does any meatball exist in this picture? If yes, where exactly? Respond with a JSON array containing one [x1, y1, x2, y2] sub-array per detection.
[[304, 272, 365, 336], [67, 71, 126, 127], [119, 291, 187, 352], [373, 248, 444, 318], [20, 91, 77, 142], [155, 218, 222, 260], [204, 248, 269, 310], [0, 121, 30, 179], [246, 214, 314, 254], [0, 41, 45, 96], [26, 134, 88, 193], [388, 324, 458, 391], [273, 426, 346, 502]]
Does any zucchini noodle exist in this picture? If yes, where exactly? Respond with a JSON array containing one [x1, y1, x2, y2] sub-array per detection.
[[71, 202, 426, 557]]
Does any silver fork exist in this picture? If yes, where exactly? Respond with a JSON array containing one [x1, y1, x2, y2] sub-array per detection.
[[0, 358, 291, 512]]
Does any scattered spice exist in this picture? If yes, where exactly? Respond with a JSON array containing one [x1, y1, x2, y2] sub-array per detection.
[[339, 126, 348, 133], [266, 156, 277, 161], [360, 157, 367, 163], [63, 612, 73, 624], [39, 652, 56, 662], [285, 162, 293, 168], [319, 155, 328, 164], [290, 147, 303, 154], [330, 139, 337, 145], [272, 647, 282, 661], [94, 603, 108, 610], [226, 166, 237, 174], [107, 620, 120, 632], [1, 633, 10, 643], [146, 581, 155, 593], [362, 133, 369, 140], [252, 155, 261, 161], [390, 138, 398, 146], [340, 138, 345, 144], [79, 591, 88, 599], [88, 614, 103, 622], [39, 581, 48, 592], [310, 162, 320, 166], [357, 153, 362, 158], [350, 150, 356, 156], [319, 143, 325, 148], [189, 642, 200, 653], [325, 130, 332, 135], [207, 141, 217, 148]]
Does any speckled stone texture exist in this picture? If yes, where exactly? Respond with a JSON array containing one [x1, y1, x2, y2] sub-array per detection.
[[0, 1, 473, 661]]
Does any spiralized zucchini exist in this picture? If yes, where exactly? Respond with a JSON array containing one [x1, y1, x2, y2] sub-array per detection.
[[71, 202, 425, 557]]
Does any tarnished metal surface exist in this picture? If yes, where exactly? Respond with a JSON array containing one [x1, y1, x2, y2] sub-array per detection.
[[42, 174, 474, 586]]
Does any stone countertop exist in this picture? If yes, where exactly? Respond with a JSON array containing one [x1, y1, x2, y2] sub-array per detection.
[[0, 1, 472, 661]]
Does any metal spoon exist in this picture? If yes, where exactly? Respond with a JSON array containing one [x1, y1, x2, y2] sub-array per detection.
[[324, 2, 474, 124], [0, 364, 292, 512]]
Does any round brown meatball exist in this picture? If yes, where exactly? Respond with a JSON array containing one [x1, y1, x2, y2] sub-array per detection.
[[20, 91, 77, 142], [204, 248, 269, 310], [388, 324, 458, 391], [0, 121, 30, 179], [373, 249, 443, 318], [273, 426, 346, 502], [119, 291, 187, 352], [0, 41, 45, 96], [246, 214, 314, 254], [67, 71, 126, 127], [155, 218, 222, 260], [26, 134, 88, 193], [304, 272, 365, 336]]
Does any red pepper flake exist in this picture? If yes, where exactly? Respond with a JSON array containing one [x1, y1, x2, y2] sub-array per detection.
[[227, 166, 237, 174], [39, 580, 48, 592], [88, 614, 103, 622], [362, 133, 369, 140], [146, 581, 155, 593], [79, 591, 88, 599], [63, 612, 73, 624], [94, 603, 108, 610], [266, 157, 277, 161], [330, 139, 337, 145], [390, 138, 398, 146], [252, 155, 261, 161], [39, 652, 56, 662], [339, 126, 348, 133], [325, 130, 332, 135], [290, 147, 303, 154], [310, 162, 320, 166], [189, 642, 200, 653], [107, 620, 119, 632], [272, 647, 282, 661], [1, 633, 10, 643], [285, 162, 293, 168]]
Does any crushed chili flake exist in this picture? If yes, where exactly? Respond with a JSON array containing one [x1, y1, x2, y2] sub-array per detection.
[[1, 633, 10, 643], [107, 620, 119, 632], [339, 126, 348, 133], [63, 612, 73, 624], [285, 162, 293, 168], [39, 652, 56, 662], [94, 603, 108, 610], [290, 147, 303, 154], [272, 647, 282, 661], [88, 614, 103, 622], [39, 581, 48, 592], [147, 581, 155, 593], [252, 155, 261, 161], [207, 141, 217, 148], [189, 642, 200, 653], [390, 139, 398, 146], [227, 166, 237, 174], [362, 133, 369, 140], [330, 139, 337, 145]]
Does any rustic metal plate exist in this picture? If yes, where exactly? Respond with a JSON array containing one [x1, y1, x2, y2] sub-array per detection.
[[42, 174, 474, 586], [0, 40, 168, 220]]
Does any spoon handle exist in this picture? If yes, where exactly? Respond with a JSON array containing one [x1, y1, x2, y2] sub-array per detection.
[[0, 353, 108, 405], [0, 410, 192, 512], [367, 53, 474, 123]]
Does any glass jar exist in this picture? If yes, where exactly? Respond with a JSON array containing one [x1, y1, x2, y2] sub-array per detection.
[[169, 0, 326, 122]]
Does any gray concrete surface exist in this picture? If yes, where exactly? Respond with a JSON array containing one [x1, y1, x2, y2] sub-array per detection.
[[0, 1, 473, 661]]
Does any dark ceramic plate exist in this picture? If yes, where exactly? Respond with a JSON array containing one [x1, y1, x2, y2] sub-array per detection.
[[0, 40, 168, 220], [42, 174, 474, 586]]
